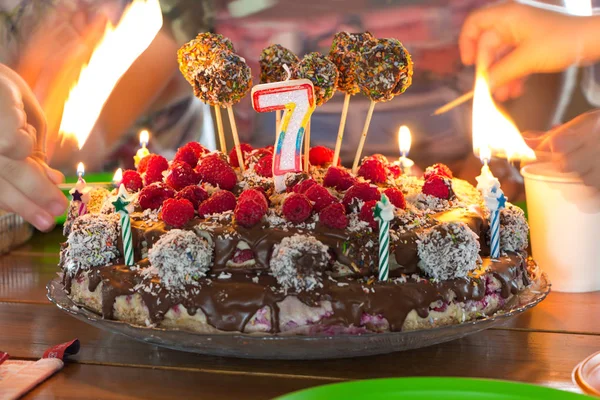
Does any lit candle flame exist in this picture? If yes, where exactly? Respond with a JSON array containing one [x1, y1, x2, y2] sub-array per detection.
[[113, 168, 123, 187], [472, 70, 536, 162], [59, 0, 163, 149], [139, 130, 149, 147], [77, 162, 85, 179], [398, 125, 411, 158]]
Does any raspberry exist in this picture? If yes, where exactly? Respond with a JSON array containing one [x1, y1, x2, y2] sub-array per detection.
[[254, 154, 273, 177], [141, 154, 169, 185], [309, 146, 334, 166], [319, 203, 348, 230], [422, 175, 451, 199], [196, 154, 237, 191], [247, 147, 273, 164], [138, 182, 176, 210], [229, 143, 253, 168], [121, 170, 143, 192], [383, 187, 406, 209], [282, 193, 313, 223], [186, 142, 209, 156], [173, 144, 199, 167], [235, 197, 267, 227], [342, 182, 380, 210], [323, 166, 357, 191], [365, 154, 389, 164], [198, 190, 237, 217], [165, 161, 199, 191], [305, 184, 336, 212], [358, 158, 387, 184], [424, 163, 453, 180], [160, 198, 195, 228], [238, 188, 268, 209], [359, 200, 378, 230], [292, 178, 317, 194], [175, 185, 209, 209], [231, 248, 254, 264], [387, 164, 403, 179]]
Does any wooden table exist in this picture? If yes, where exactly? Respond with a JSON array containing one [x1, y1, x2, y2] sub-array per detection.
[[1, 229, 599, 399]]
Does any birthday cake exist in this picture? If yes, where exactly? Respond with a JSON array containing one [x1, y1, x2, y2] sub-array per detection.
[[58, 32, 540, 336]]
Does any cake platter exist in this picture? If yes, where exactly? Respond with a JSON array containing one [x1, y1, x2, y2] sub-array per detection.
[[46, 273, 549, 360]]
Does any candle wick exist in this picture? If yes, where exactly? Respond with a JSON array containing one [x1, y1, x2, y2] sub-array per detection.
[[282, 64, 291, 81]]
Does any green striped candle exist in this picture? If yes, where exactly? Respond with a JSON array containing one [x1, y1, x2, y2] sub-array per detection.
[[374, 193, 395, 281], [112, 185, 135, 266]]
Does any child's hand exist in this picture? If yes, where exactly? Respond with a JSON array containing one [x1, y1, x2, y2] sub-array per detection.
[[0, 65, 67, 231], [525, 109, 600, 190], [460, 2, 600, 101]]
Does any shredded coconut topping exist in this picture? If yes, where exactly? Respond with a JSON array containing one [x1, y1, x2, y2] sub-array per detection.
[[148, 229, 213, 290], [499, 203, 529, 252], [270, 234, 329, 292], [417, 221, 480, 280]]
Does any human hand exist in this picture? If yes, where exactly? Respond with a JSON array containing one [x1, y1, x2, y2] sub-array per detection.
[[524, 109, 600, 190], [0, 65, 67, 231], [460, 2, 600, 101]]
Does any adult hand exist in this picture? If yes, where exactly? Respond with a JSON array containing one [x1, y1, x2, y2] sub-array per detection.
[[0, 65, 67, 231], [460, 1, 600, 101], [525, 109, 600, 190]]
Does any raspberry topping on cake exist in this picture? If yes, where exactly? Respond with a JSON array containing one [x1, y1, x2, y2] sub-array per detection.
[[424, 163, 453, 180], [282, 193, 313, 223], [139, 182, 176, 210], [357, 158, 387, 184], [254, 154, 273, 177], [175, 185, 209, 209], [166, 161, 199, 191], [383, 187, 406, 210], [422, 175, 451, 199], [196, 154, 237, 191], [323, 166, 357, 191], [342, 182, 380, 210], [160, 198, 195, 228], [319, 203, 348, 230], [304, 184, 336, 212], [235, 189, 268, 228], [359, 200, 378, 230], [121, 170, 143, 192], [292, 178, 317, 194], [309, 146, 334, 166], [198, 191, 237, 217], [174, 143, 200, 167], [229, 143, 253, 168], [140, 154, 169, 185]]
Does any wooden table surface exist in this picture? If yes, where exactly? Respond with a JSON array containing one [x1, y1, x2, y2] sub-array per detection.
[[1, 229, 599, 399]]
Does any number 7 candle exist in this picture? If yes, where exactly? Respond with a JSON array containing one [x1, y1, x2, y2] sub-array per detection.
[[251, 79, 316, 192]]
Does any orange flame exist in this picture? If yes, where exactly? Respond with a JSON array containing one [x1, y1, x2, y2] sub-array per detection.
[[398, 125, 411, 157], [59, 0, 163, 149], [472, 70, 535, 162]]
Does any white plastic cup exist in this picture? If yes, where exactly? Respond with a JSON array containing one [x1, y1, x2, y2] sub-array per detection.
[[522, 162, 600, 292]]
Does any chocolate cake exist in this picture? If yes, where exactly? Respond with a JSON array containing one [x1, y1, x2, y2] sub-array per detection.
[[59, 146, 539, 335]]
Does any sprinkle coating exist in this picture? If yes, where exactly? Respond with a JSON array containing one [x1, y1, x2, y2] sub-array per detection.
[[259, 44, 299, 83], [329, 32, 373, 95], [295, 52, 339, 106]]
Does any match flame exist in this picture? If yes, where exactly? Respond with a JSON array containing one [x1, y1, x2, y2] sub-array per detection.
[[398, 125, 411, 157], [472, 70, 535, 162], [113, 168, 123, 186], [139, 130, 150, 147], [59, 0, 163, 149], [77, 162, 85, 178]]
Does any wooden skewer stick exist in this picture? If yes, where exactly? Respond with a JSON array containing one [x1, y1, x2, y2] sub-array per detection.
[[352, 100, 376, 174], [332, 93, 351, 167], [214, 106, 227, 153], [432, 91, 474, 116], [226, 106, 245, 173], [304, 120, 311, 172]]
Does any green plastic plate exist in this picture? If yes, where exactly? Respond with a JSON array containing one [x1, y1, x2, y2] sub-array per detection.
[[275, 378, 590, 400]]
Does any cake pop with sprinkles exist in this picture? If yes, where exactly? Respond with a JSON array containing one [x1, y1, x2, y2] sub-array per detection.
[[329, 32, 373, 95], [259, 44, 299, 83], [295, 52, 339, 106], [191, 52, 253, 107], [177, 33, 235, 85], [356, 37, 413, 102]]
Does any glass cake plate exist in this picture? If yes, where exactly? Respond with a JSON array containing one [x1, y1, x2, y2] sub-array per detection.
[[47, 274, 550, 360]]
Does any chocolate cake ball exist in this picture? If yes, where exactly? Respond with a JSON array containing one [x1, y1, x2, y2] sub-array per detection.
[[65, 214, 120, 273], [295, 52, 339, 106], [191, 52, 253, 107], [177, 33, 235, 85], [270, 234, 330, 292], [259, 44, 299, 83], [499, 203, 529, 252], [417, 222, 480, 280], [148, 229, 213, 289], [356, 37, 413, 102], [329, 32, 373, 95]]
